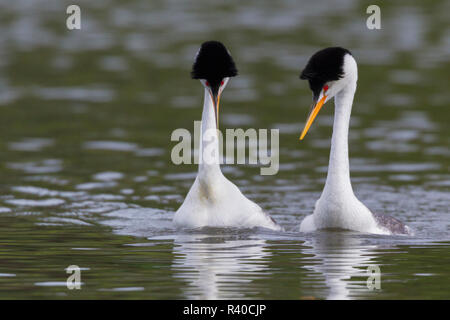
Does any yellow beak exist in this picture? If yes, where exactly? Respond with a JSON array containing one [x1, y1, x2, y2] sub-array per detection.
[[215, 93, 221, 129], [209, 91, 221, 129], [299, 94, 327, 140]]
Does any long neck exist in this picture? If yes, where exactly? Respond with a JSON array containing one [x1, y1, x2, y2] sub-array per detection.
[[323, 82, 356, 197], [198, 88, 221, 178]]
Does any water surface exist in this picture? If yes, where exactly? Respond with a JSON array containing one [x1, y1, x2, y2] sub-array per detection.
[[0, 0, 449, 299]]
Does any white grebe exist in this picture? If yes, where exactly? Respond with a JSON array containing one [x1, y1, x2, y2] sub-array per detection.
[[298, 47, 410, 235], [173, 41, 281, 231]]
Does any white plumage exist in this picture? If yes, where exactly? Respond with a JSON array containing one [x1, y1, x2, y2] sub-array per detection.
[[174, 88, 280, 231], [299, 53, 409, 235]]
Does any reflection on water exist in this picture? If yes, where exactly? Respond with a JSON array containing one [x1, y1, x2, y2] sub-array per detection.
[[172, 234, 270, 299], [0, 0, 449, 299], [303, 232, 379, 300]]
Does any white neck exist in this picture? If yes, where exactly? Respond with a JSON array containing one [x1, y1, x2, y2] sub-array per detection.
[[198, 88, 221, 179], [322, 81, 356, 197]]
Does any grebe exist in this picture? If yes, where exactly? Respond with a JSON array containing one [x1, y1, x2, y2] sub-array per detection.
[[298, 47, 410, 235], [173, 41, 281, 231]]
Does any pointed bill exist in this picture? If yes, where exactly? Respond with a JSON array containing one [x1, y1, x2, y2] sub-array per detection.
[[210, 91, 221, 129], [299, 94, 327, 140]]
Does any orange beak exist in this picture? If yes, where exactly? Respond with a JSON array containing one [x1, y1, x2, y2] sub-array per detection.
[[215, 93, 221, 129], [299, 94, 327, 140], [210, 91, 221, 129]]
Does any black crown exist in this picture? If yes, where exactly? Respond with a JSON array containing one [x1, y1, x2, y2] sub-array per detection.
[[191, 41, 238, 84], [300, 47, 352, 100], [300, 47, 351, 82]]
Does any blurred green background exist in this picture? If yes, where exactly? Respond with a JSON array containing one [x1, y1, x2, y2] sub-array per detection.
[[0, 0, 448, 299]]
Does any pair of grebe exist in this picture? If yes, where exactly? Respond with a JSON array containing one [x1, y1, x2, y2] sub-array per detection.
[[173, 41, 410, 235]]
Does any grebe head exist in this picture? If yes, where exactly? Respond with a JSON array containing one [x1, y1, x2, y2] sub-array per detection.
[[299, 47, 357, 140], [191, 41, 238, 126]]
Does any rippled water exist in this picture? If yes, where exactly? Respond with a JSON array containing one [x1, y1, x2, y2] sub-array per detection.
[[0, 0, 449, 299]]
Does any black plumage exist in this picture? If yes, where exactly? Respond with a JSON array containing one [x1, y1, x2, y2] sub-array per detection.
[[191, 41, 238, 89], [300, 47, 352, 101]]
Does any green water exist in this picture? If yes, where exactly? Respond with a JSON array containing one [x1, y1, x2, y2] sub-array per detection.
[[0, 0, 449, 299]]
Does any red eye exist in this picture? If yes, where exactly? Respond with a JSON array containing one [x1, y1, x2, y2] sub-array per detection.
[[205, 81, 210, 87], [221, 80, 224, 86], [323, 85, 329, 92]]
